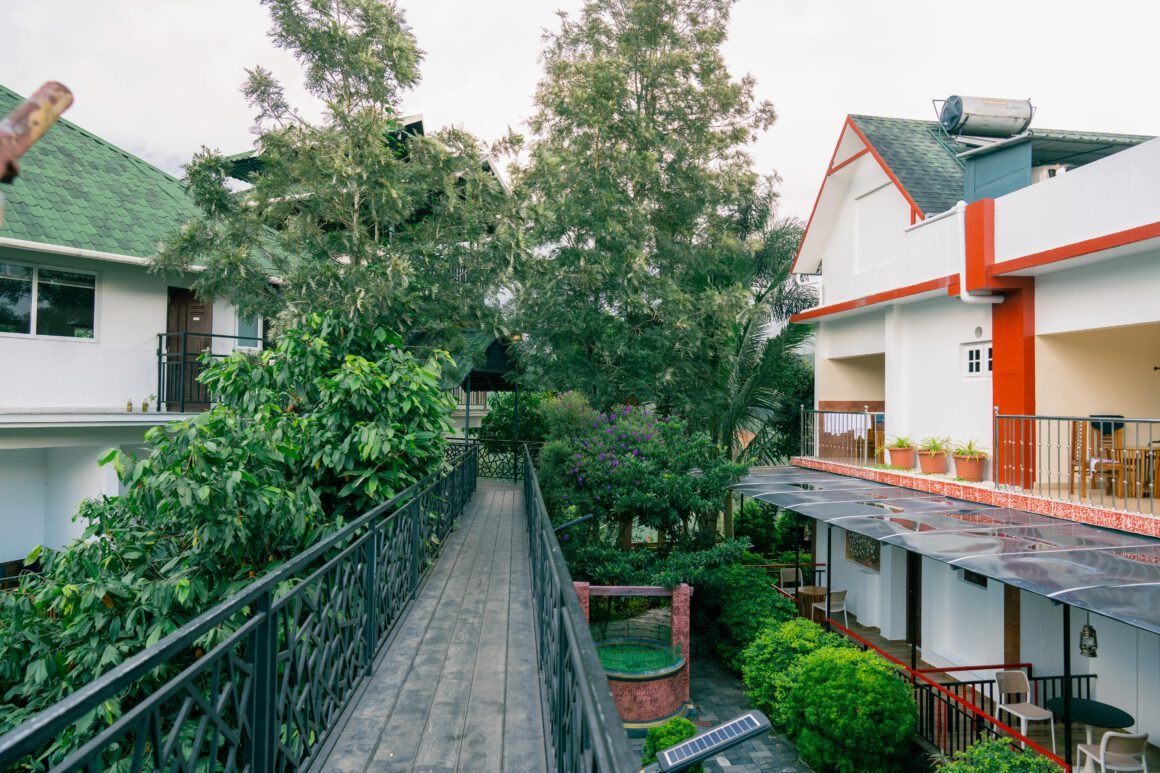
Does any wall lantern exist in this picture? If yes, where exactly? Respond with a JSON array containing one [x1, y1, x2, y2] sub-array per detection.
[[1079, 612, 1099, 658]]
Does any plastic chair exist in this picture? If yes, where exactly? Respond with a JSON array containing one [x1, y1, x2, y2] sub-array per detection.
[[994, 670, 1056, 753], [1077, 731, 1149, 773], [812, 590, 848, 627], [779, 568, 803, 596]]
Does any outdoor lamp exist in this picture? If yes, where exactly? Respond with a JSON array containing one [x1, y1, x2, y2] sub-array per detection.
[[1079, 613, 1098, 658]]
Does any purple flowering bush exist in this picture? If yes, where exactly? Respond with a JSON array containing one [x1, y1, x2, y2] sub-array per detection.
[[538, 405, 746, 549]]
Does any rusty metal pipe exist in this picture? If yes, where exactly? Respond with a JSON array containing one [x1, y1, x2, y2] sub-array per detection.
[[0, 81, 73, 184]]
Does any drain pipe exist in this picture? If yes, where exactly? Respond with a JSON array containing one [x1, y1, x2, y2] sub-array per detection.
[[955, 200, 1004, 305]]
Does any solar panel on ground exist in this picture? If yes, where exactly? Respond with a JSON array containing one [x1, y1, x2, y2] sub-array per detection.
[[656, 712, 769, 771]]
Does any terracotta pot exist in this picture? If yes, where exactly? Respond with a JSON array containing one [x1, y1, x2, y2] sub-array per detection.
[[918, 451, 948, 474], [954, 455, 986, 482], [888, 447, 916, 469]]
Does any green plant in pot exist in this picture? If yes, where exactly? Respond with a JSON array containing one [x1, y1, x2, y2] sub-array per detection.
[[885, 435, 916, 470], [917, 435, 951, 474], [953, 439, 990, 482]]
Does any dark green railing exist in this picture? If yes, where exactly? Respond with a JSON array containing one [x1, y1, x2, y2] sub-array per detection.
[[448, 439, 543, 481], [522, 448, 637, 772], [0, 448, 478, 771]]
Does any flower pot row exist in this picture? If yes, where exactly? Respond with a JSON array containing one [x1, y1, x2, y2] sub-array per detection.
[[884, 436, 989, 482]]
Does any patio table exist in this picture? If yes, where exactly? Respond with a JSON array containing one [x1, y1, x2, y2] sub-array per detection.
[[1045, 696, 1134, 745], [796, 585, 827, 623]]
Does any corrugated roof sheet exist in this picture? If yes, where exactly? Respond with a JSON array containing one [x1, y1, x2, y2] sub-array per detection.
[[0, 83, 201, 258]]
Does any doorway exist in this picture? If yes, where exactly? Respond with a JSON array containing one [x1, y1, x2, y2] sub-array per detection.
[[165, 288, 213, 411]]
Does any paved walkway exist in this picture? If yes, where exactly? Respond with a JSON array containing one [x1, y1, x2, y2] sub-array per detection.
[[320, 480, 547, 772], [630, 655, 812, 773]]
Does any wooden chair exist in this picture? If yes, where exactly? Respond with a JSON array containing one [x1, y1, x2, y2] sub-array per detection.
[[1091, 425, 1126, 498], [1070, 421, 1091, 498]]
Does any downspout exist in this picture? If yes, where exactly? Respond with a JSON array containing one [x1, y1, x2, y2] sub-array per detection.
[[955, 200, 1004, 305]]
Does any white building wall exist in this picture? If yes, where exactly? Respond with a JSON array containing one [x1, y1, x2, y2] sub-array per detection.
[[43, 445, 120, 548], [884, 298, 993, 451], [1036, 248, 1160, 336], [921, 560, 1005, 671], [994, 138, 1160, 266], [0, 448, 47, 561]]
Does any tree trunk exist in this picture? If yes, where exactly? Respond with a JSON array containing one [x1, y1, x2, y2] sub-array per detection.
[[723, 489, 735, 540], [618, 515, 633, 550]]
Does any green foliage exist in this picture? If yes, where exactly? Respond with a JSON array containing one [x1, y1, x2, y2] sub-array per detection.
[[561, 540, 750, 588], [741, 618, 852, 723], [888, 435, 916, 449], [954, 439, 991, 460], [540, 391, 598, 442], [641, 717, 702, 771], [0, 312, 454, 761], [476, 391, 549, 444], [698, 564, 796, 672], [538, 407, 746, 549], [939, 739, 1060, 772], [735, 501, 807, 557], [157, 0, 520, 350], [780, 647, 917, 773], [918, 436, 952, 454]]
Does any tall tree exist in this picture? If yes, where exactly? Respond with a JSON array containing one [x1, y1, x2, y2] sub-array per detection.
[[514, 0, 777, 410], [157, 0, 521, 348]]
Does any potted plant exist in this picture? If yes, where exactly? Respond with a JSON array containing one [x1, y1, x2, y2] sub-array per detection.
[[917, 436, 951, 474], [953, 440, 990, 482], [141, 393, 156, 413], [885, 435, 916, 469]]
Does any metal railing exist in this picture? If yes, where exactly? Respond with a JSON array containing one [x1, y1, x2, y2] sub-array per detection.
[[800, 408, 886, 468], [447, 439, 544, 482], [157, 331, 267, 413], [523, 448, 637, 772], [830, 620, 1069, 769], [995, 412, 1160, 514], [448, 386, 489, 409], [0, 448, 478, 771]]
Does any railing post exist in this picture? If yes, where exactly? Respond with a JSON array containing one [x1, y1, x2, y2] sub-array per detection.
[[410, 499, 422, 591], [799, 404, 805, 457], [248, 590, 277, 771], [363, 534, 377, 667], [156, 334, 164, 412], [179, 331, 188, 413]]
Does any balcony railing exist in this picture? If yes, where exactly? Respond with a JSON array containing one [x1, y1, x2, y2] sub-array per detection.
[[448, 386, 489, 409], [800, 408, 886, 468], [523, 447, 637, 772], [156, 331, 266, 413], [447, 438, 544, 482], [0, 449, 478, 771], [995, 413, 1160, 515]]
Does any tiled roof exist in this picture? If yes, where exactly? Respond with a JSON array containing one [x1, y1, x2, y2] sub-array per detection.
[[0, 83, 201, 258], [849, 115, 971, 216]]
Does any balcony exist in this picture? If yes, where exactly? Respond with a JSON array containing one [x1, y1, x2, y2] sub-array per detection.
[[156, 331, 266, 413]]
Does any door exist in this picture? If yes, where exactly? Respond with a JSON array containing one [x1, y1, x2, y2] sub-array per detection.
[[906, 551, 922, 653], [165, 288, 213, 411]]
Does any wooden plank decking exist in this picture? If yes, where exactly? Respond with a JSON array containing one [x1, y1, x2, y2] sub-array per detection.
[[320, 480, 547, 772]]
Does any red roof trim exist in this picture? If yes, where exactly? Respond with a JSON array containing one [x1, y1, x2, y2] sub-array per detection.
[[790, 274, 957, 323], [827, 147, 870, 176], [993, 220, 1160, 276], [790, 120, 858, 274]]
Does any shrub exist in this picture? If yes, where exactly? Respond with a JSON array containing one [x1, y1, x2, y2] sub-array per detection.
[[700, 564, 796, 672], [939, 739, 1060, 772], [742, 618, 852, 722], [780, 647, 916, 773], [641, 717, 702, 772], [476, 390, 549, 444], [541, 391, 597, 441], [735, 502, 808, 558]]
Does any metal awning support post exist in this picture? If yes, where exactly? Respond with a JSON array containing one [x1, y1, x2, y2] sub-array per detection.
[[464, 374, 471, 440], [1063, 604, 1074, 769], [908, 550, 917, 676], [825, 525, 833, 631]]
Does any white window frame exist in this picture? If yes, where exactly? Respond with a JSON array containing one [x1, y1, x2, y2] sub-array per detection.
[[961, 341, 993, 379], [235, 315, 263, 350], [0, 259, 99, 342]]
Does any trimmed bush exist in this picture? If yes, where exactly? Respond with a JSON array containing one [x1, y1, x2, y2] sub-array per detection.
[[641, 717, 702, 772], [703, 564, 797, 672], [741, 618, 852, 723], [780, 647, 916, 773], [939, 739, 1060, 772]]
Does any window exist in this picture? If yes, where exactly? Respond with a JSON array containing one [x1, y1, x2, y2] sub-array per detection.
[[0, 262, 95, 338], [962, 342, 993, 378], [961, 569, 988, 589], [237, 315, 261, 348]]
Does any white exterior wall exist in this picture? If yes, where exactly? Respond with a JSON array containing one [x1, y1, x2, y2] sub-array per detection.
[[1036, 248, 1160, 336], [0, 251, 249, 411], [814, 525, 907, 639], [994, 138, 1160, 266], [0, 448, 47, 562], [921, 559, 1005, 672], [43, 445, 121, 548], [884, 298, 993, 450]]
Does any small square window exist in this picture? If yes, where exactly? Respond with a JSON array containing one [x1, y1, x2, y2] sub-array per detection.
[[962, 342, 993, 379]]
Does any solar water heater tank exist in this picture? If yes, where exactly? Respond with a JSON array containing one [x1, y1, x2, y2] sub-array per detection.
[[939, 95, 1033, 137]]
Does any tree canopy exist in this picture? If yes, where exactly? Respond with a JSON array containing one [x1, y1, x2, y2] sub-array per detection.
[[157, 0, 522, 350]]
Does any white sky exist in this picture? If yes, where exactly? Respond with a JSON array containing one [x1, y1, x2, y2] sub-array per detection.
[[2, 0, 1159, 220]]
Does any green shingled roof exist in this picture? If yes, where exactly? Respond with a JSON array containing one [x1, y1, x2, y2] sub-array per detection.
[[849, 114, 1154, 216], [850, 115, 971, 216], [0, 83, 201, 258]]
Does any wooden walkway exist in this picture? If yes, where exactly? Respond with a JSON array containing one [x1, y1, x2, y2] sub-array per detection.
[[320, 480, 547, 772]]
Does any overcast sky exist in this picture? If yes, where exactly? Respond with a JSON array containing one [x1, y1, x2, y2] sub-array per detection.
[[3, 0, 1159, 220]]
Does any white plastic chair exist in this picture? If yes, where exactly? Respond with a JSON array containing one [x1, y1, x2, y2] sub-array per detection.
[[812, 589, 848, 627], [1077, 731, 1149, 773], [994, 670, 1056, 753], [779, 567, 803, 596]]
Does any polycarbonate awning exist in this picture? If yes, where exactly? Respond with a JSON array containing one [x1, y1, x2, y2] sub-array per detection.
[[734, 467, 1160, 636]]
